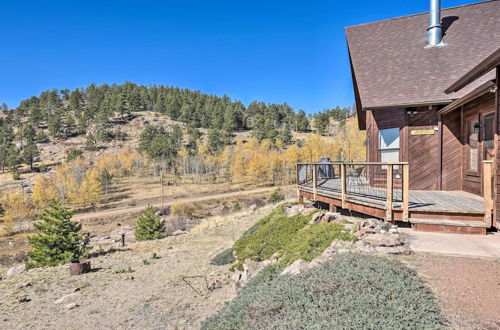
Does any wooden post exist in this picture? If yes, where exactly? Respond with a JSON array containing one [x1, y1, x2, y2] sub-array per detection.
[[483, 161, 493, 227], [437, 113, 443, 190], [312, 164, 317, 201], [402, 163, 410, 221], [386, 164, 393, 222], [341, 164, 347, 208], [121, 233, 125, 247]]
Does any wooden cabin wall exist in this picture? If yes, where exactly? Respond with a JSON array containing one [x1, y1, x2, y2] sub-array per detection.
[[366, 107, 442, 190], [461, 92, 495, 195], [442, 111, 462, 190], [495, 67, 500, 228], [407, 107, 439, 190]]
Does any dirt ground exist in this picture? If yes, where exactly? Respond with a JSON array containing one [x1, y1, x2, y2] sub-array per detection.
[[0, 205, 275, 330], [410, 254, 500, 330]]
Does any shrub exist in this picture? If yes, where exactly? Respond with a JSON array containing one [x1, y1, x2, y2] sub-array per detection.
[[211, 248, 236, 266], [171, 202, 197, 217], [27, 201, 89, 268], [233, 207, 311, 264], [202, 254, 443, 330], [66, 149, 83, 162], [267, 188, 285, 204], [278, 222, 356, 266], [232, 202, 241, 212], [135, 206, 165, 241]]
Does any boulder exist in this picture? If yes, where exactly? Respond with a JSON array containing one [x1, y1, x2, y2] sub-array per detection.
[[375, 246, 412, 255], [281, 259, 309, 276], [2, 264, 26, 279], [285, 204, 306, 216], [354, 227, 375, 238], [171, 230, 185, 236], [55, 293, 82, 305], [363, 233, 400, 247], [248, 204, 258, 213], [309, 212, 325, 224], [321, 212, 338, 223], [65, 303, 78, 310]]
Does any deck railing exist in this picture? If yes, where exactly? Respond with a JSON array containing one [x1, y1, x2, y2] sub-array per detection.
[[297, 161, 410, 221]]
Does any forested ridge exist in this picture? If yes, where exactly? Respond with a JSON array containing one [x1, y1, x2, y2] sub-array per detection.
[[0, 81, 354, 174]]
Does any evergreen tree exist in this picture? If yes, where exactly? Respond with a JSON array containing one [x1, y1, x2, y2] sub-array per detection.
[[7, 145, 21, 179], [135, 206, 165, 241], [186, 124, 201, 156], [27, 201, 89, 268], [85, 134, 98, 151], [295, 110, 309, 132], [22, 135, 40, 171], [207, 129, 226, 155]]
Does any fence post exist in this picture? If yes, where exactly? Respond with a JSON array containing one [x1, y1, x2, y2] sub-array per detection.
[[483, 161, 493, 227], [402, 164, 409, 221], [312, 164, 317, 201], [386, 164, 393, 222], [341, 164, 347, 208]]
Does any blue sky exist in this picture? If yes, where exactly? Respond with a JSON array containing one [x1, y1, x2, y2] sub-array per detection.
[[0, 0, 475, 113]]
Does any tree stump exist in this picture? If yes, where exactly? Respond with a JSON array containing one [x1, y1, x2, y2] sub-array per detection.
[[69, 259, 91, 275]]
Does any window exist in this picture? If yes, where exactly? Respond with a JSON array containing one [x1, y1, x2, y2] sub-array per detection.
[[379, 128, 400, 166], [467, 117, 479, 171], [483, 113, 494, 161]]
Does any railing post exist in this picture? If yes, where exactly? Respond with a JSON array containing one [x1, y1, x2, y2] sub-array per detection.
[[386, 164, 393, 222], [312, 164, 317, 201], [341, 164, 347, 208], [402, 164, 409, 221], [483, 161, 493, 227]]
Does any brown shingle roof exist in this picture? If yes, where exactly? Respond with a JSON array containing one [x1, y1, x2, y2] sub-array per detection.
[[346, 0, 500, 110]]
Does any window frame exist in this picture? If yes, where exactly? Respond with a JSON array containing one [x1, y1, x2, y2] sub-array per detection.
[[378, 127, 400, 163]]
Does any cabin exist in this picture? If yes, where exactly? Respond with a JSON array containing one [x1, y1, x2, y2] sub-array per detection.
[[297, 0, 500, 234]]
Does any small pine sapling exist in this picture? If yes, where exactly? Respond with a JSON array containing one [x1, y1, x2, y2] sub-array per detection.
[[135, 206, 165, 241]]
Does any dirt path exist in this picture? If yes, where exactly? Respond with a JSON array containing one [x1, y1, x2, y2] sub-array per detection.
[[73, 187, 274, 221], [410, 254, 500, 329], [0, 205, 275, 330]]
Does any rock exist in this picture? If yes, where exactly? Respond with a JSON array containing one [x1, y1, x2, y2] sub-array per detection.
[[309, 212, 325, 224], [321, 212, 338, 223], [375, 246, 412, 255], [65, 303, 78, 310], [171, 230, 185, 236], [389, 226, 398, 233], [356, 220, 367, 229], [18, 296, 30, 303], [55, 293, 82, 305], [285, 204, 306, 216], [344, 223, 357, 230], [17, 282, 32, 289], [379, 222, 390, 231], [354, 227, 374, 238], [363, 233, 400, 247], [2, 264, 26, 279], [248, 204, 258, 213], [281, 259, 309, 276]]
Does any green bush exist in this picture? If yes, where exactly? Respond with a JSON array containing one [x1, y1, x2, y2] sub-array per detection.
[[211, 248, 236, 266], [278, 222, 356, 266], [233, 211, 311, 265], [202, 254, 443, 330], [232, 202, 241, 212], [135, 206, 165, 241], [27, 202, 89, 268], [66, 149, 83, 162], [267, 188, 285, 204]]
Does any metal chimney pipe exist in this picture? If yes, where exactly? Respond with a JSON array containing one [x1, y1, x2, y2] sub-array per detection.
[[427, 0, 443, 46]]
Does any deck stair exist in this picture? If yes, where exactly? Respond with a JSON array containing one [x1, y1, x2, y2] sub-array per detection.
[[409, 218, 488, 235]]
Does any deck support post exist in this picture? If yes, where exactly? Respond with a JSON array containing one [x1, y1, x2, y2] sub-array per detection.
[[386, 165, 393, 222], [402, 164, 410, 221], [483, 161, 493, 227], [341, 164, 347, 208], [312, 164, 317, 201]]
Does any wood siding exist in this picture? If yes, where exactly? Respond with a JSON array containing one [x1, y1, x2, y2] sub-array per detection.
[[366, 107, 439, 191], [442, 110, 462, 190]]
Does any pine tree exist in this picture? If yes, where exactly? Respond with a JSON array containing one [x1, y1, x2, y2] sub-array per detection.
[[27, 201, 89, 268], [85, 134, 98, 151], [135, 206, 165, 241]]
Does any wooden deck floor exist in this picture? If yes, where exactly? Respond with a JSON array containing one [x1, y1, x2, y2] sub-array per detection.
[[300, 178, 484, 213]]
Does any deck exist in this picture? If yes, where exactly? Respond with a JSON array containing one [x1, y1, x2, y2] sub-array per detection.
[[300, 178, 485, 213], [297, 161, 492, 234]]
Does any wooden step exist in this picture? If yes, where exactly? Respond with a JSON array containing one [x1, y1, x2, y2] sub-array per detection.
[[409, 218, 488, 235]]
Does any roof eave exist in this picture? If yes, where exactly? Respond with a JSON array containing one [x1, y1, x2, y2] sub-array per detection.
[[440, 80, 496, 115]]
